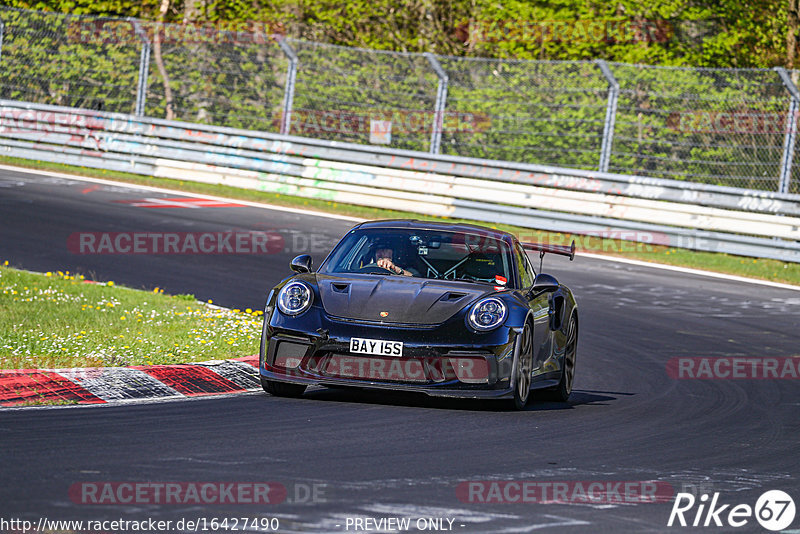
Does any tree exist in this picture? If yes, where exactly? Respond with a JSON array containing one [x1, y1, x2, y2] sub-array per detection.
[[789, 0, 799, 68]]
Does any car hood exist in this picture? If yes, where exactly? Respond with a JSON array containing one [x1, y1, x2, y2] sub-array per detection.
[[315, 274, 491, 324]]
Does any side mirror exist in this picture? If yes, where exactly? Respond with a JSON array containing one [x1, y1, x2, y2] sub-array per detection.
[[532, 273, 559, 294], [290, 254, 313, 274]]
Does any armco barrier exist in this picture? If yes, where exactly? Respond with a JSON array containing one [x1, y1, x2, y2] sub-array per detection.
[[1, 99, 799, 262]]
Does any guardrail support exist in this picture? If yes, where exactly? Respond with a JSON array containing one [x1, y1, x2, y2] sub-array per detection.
[[131, 20, 151, 117], [425, 53, 448, 155], [776, 67, 799, 194], [597, 59, 619, 174], [277, 38, 298, 136]]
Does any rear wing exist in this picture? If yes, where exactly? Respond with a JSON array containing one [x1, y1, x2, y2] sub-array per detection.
[[521, 240, 576, 261]]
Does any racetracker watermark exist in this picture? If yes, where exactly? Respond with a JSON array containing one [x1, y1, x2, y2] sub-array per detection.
[[0, 108, 104, 131], [68, 231, 284, 255], [285, 109, 491, 136], [272, 354, 490, 384], [456, 480, 674, 504], [68, 481, 326, 505], [520, 231, 670, 253], [457, 19, 674, 44], [452, 231, 669, 255], [67, 20, 285, 46], [1, 516, 281, 533], [666, 357, 800, 380], [667, 111, 799, 135]]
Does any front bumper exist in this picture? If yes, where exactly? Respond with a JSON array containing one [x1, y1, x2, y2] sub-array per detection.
[[259, 309, 519, 399]]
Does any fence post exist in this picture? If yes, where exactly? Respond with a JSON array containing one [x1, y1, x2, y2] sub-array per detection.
[[0, 19, 5, 67], [776, 67, 799, 194], [131, 20, 151, 117], [425, 52, 448, 155], [596, 59, 619, 174], [277, 37, 297, 136]]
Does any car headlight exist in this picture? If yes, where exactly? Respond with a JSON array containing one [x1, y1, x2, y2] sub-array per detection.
[[277, 281, 313, 316], [468, 297, 507, 331]]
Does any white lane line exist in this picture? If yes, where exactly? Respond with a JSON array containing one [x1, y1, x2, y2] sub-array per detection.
[[485, 514, 591, 532], [580, 252, 800, 292], [0, 163, 363, 223], [0, 389, 264, 411], [3, 163, 799, 291]]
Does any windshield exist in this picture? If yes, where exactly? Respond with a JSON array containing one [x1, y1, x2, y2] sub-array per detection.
[[320, 228, 514, 286]]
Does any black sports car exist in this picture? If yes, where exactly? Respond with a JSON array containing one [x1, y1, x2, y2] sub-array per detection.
[[259, 220, 578, 409]]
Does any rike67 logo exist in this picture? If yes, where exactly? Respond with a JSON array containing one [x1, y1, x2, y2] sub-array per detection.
[[668, 490, 796, 531]]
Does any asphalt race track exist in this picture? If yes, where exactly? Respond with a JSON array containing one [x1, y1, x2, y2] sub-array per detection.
[[1, 166, 799, 533]]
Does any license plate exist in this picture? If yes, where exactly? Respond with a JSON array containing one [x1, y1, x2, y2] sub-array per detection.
[[349, 337, 403, 357]]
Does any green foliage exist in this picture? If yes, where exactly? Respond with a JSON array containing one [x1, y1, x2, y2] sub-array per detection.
[[0, 8, 141, 112], [288, 40, 438, 150], [144, 25, 287, 130], [1, 0, 792, 67], [438, 58, 608, 170], [0, 2, 796, 191], [1, 0, 153, 17]]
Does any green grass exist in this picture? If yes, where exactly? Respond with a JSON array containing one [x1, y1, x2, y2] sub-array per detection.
[[2, 154, 799, 286], [0, 264, 262, 370], [13, 397, 80, 407]]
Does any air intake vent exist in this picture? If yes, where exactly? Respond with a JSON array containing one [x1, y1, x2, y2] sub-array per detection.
[[332, 283, 350, 293], [440, 292, 467, 302]]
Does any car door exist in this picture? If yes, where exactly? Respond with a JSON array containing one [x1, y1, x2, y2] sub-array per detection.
[[515, 244, 550, 376]]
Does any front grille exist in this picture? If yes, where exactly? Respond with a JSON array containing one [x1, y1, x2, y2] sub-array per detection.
[[327, 315, 440, 329]]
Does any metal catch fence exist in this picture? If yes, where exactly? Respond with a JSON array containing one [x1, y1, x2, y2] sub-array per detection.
[[0, 5, 798, 194]]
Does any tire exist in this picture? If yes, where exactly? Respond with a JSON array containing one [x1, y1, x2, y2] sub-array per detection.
[[511, 322, 534, 410], [546, 313, 578, 402], [261, 377, 307, 398]]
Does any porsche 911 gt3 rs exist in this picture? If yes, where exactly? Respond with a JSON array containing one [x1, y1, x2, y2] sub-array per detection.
[[259, 220, 578, 409]]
